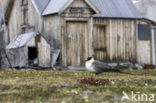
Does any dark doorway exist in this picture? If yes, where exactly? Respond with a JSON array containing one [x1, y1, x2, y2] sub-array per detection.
[[28, 47, 38, 65]]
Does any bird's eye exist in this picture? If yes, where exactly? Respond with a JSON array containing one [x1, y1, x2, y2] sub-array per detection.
[[87, 57, 92, 60]]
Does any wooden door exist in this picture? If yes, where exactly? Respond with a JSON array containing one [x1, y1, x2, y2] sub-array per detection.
[[66, 21, 86, 66], [93, 25, 107, 61]]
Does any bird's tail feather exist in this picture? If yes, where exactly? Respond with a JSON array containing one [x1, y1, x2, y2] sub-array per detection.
[[109, 68, 133, 75]]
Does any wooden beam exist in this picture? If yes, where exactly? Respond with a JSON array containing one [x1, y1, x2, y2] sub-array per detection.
[[5, 0, 15, 21], [151, 29, 155, 65]]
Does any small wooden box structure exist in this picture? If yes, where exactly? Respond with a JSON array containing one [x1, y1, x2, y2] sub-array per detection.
[[5, 32, 51, 67]]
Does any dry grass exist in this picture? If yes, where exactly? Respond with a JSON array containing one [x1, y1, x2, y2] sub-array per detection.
[[0, 69, 156, 103]]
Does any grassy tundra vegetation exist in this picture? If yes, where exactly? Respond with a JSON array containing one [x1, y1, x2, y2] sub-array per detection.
[[0, 69, 156, 103]]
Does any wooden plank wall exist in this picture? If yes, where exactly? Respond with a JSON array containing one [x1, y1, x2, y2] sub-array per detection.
[[28, 0, 42, 33], [93, 25, 107, 60], [155, 28, 156, 64], [8, 0, 23, 41], [60, 17, 93, 66], [38, 37, 51, 67], [93, 18, 137, 62], [8, 0, 43, 41], [137, 41, 151, 64], [43, 15, 60, 49]]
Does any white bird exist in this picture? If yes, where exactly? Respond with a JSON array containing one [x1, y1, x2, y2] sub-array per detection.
[[85, 57, 122, 75]]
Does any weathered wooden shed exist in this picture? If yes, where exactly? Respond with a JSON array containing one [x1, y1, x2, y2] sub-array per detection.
[[2, 0, 141, 67], [5, 32, 51, 67]]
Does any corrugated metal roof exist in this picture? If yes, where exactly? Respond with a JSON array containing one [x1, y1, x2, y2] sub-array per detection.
[[33, 0, 50, 13], [90, 0, 141, 18], [33, 0, 141, 19], [6, 32, 36, 49], [42, 0, 69, 15]]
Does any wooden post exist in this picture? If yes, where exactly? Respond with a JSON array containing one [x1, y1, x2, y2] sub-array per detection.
[[151, 28, 155, 65], [3, 49, 13, 70]]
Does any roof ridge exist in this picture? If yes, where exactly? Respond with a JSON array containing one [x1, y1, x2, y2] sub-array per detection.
[[42, 0, 100, 16], [41, 0, 51, 14]]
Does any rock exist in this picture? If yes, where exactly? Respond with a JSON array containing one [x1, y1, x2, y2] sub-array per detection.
[[117, 62, 133, 69], [129, 65, 137, 69], [67, 66, 86, 71], [80, 90, 93, 98], [118, 62, 144, 70], [33, 58, 38, 65], [120, 62, 133, 66], [53, 66, 68, 71], [135, 64, 143, 70]]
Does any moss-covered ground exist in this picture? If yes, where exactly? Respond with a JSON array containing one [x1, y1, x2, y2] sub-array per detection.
[[0, 69, 156, 103]]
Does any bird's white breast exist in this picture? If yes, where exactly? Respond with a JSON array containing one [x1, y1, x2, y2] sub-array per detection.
[[85, 61, 96, 72]]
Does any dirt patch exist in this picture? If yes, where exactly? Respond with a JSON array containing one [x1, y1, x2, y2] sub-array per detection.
[[144, 64, 155, 69], [78, 77, 110, 86]]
